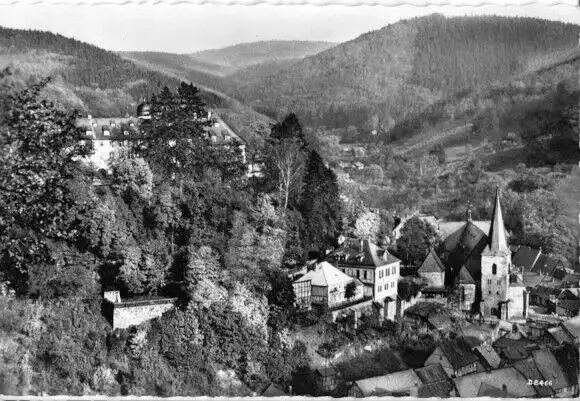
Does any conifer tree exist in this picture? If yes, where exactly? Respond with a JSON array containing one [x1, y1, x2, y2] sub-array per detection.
[[300, 150, 342, 255]]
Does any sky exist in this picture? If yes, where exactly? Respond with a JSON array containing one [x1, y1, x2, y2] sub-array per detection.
[[0, 1, 578, 53]]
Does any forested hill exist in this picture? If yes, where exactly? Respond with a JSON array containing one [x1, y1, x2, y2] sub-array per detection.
[[190, 40, 336, 74], [236, 14, 579, 130], [0, 26, 187, 115]]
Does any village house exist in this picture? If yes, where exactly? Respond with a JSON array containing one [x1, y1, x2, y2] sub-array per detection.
[[292, 261, 365, 310], [326, 239, 400, 320], [424, 338, 480, 378]]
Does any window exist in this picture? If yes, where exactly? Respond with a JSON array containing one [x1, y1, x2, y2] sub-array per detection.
[[393, 266, 397, 275], [363, 271, 367, 280], [386, 268, 390, 276], [378, 285, 382, 292], [489, 290, 492, 295], [492, 264, 497, 275], [488, 279, 492, 285], [497, 279, 501, 285], [496, 291, 499, 295], [356, 270, 360, 279]]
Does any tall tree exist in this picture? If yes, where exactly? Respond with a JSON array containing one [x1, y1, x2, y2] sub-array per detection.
[[396, 216, 440, 267], [300, 151, 342, 255], [137, 83, 245, 185], [0, 78, 92, 292], [267, 113, 307, 209]]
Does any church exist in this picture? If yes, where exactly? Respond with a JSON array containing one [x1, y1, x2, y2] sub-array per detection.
[[435, 188, 528, 320]]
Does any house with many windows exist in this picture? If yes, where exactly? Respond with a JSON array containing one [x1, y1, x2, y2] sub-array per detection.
[[326, 239, 400, 320]]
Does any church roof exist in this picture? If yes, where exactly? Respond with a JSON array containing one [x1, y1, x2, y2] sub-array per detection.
[[418, 248, 446, 274], [483, 187, 510, 256], [458, 266, 476, 284], [512, 246, 541, 271]]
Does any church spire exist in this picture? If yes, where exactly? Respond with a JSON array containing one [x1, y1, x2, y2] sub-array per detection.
[[487, 186, 509, 255]]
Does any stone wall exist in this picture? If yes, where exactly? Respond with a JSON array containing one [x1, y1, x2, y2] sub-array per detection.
[[111, 298, 176, 329]]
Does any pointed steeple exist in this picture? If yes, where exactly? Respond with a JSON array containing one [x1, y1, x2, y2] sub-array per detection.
[[486, 186, 510, 255]]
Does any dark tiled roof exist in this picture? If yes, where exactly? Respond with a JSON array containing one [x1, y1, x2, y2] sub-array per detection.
[[530, 286, 560, 298], [418, 248, 446, 274], [557, 299, 580, 314], [531, 254, 560, 276], [415, 364, 449, 384], [418, 382, 450, 398], [493, 337, 534, 362], [474, 344, 501, 370], [550, 345, 579, 389], [551, 268, 567, 280], [261, 383, 287, 397], [513, 358, 553, 397], [438, 338, 479, 370], [532, 349, 568, 391], [326, 239, 400, 268], [441, 222, 488, 274], [457, 266, 476, 284], [512, 246, 541, 271]]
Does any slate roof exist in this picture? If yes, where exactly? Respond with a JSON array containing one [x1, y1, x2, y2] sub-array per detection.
[[532, 349, 569, 391], [261, 383, 287, 397], [440, 221, 488, 268], [531, 254, 561, 276], [457, 266, 476, 284], [78, 117, 142, 140], [437, 220, 491, 239], [550, 344, 579, 390], [295, 262, 357, 288], [418, 248, 446, 274], [474, 344, 502, 370], [557, 299, 580, 315], [513, 358, 553, 397], [562, 315, 580, 340], [415, 364, 450, 397], [548, 327, 575, 345], [326, 239, 400, 268], [493, 337, 534, 362], [437, 338, 479, 370], [454, 367, 536, 398], [512, 246, 541, 271], [353, 369, 420, 397]]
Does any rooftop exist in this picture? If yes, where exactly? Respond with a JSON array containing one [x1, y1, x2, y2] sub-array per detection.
[[353, 369, 420, 397], [453, 367, 537, 398], [474, 343, 502, 370], [512, 246, 541, 271], [326, 239, 400, 268], [294, 261, 358, 288], [437, 338, 479, 370], [418, 248, 446, 274]]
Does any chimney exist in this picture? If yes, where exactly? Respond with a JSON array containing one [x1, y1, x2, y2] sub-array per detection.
[[410, 381, 419, 397]]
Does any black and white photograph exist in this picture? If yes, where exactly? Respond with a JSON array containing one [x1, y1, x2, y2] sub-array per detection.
[[0, 0, 579, 398]]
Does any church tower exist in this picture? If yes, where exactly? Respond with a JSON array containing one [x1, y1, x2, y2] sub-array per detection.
[[480, 187, 511, 318]]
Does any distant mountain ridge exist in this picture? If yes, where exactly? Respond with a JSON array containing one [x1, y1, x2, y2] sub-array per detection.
[[234, 14, 579, 130], [190, 40, 336, 73]]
